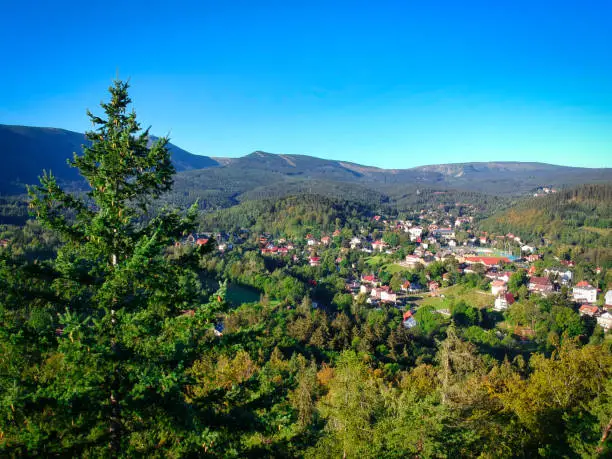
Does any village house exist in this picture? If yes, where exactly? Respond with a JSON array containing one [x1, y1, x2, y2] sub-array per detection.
[[361, 274, 379, 286], [308, 256, 321, 267], [525, 254, 541, 263], [605, 290, 612, 307], [491, 280, 507, 296], [407, 227, 423, 241], [320, 236, 331, 245], [428, 281, 440, 296], [579, 304, 600, 317], [573, 281, 598, 304], [597, 312, 612, 331], [402, 310, 417, 329], [404, 254, 426, 268], [381, 290, 397, 303], [371, 286, 397, 303], [495, 271, 513, 283], [434, 227, 455, 240], [528, 276, 554, 295], [494, 293, 515, 311], [261, 245, 278, 255], [464, 256, 510, 269], [454, 217, 471, 227]]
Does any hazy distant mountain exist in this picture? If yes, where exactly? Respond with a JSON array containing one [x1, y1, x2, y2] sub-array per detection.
[[0, 125, 218, 194], [181, 151, 611, 197], [410, 161, 612, 194], [1, 126, 610, 200]]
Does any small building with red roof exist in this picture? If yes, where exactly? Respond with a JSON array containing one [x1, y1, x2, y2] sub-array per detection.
[[308, 256, 321, 267], [528, 276, 554, 295], [579, 304, 600, 317], [464, 256, 510, 267], [402, 310, 417, 329]]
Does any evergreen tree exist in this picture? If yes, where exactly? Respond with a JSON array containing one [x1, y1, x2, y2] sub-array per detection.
[[1, 80, 214, 456]]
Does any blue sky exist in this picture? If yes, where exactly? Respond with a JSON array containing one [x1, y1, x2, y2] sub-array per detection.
[[1, 0, 611, 168]]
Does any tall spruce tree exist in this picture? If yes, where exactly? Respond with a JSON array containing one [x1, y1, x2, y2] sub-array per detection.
[[1, 80, 216, 456]]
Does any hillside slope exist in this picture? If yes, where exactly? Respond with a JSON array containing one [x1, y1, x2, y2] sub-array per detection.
[[479, 184, 612, 265], [198, 193, 374, 238], [0, 124, 218, 194], [1, 126, 610, 204]]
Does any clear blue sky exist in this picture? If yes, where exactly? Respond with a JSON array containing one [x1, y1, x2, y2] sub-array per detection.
[[2, 0, 611, 168]]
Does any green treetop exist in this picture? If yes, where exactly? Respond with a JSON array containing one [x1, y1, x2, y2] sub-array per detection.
[[1, 80, 214, 457]]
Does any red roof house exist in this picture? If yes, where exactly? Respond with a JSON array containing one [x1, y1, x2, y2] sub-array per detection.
[[464, 256, 510, 267], [528, 276, 553, 294], [579, 304, 600, 317]]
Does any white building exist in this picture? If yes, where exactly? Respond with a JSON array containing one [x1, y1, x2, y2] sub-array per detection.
[[491, 280, 507, 297], [573, 281, 598, 304], [597, 312, 612, 331], [605, 290, 612, 307], [494, 297, 509, 311], [408, 227, 423, 241], [380, 290, 397, 303]]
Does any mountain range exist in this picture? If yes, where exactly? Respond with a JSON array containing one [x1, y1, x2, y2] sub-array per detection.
[[1, 124, 610, 204], [0, 125, 218, 194]]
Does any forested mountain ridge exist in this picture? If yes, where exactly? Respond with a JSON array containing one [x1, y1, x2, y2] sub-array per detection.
[[181, 150, 612, 196], [0, 124, 219, 194], [2, 125, 611, 199]]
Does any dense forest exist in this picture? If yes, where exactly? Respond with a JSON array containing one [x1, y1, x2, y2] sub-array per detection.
[[479, 184, 612, 267], [199, 195, 376, 239], [1, 82, 611, 457]]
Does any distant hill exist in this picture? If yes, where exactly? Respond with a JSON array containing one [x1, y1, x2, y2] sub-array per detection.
[[191, 152, 611, 195], [167, 152, 610, 212], [0, 125, 218, 194], [1, 125, 610, 207], [479, 184, 612, 265], [411, 161, 612, 194], [198, 193, 374, 238]]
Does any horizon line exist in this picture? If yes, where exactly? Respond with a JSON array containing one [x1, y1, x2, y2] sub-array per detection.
[[2, 122, 611, 171]]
